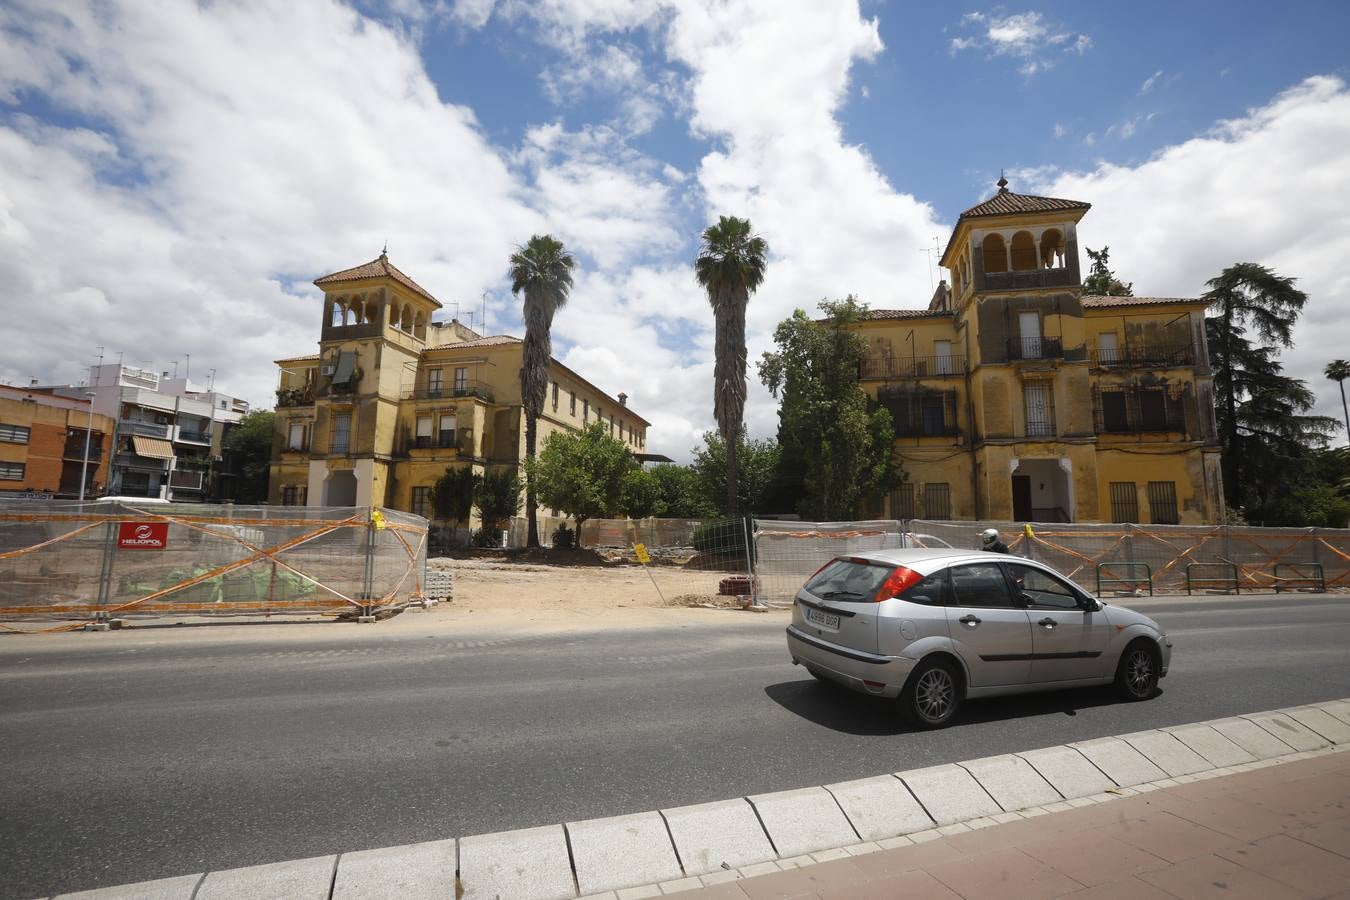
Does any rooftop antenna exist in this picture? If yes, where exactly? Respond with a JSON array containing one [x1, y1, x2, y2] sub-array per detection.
[[208, 368, 216, 391], [184, 352, 190, 380], [171, 360, 179, 378], [481, 291, 488, 333]]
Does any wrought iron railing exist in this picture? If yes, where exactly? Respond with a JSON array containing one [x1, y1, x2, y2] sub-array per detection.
[[1007, 337, 1064, 361], [859, 354, 965, 380], [1094, 388, 1188, 434], [403, 382, 495, 402], [1090, 344, 1196, 368], [275, 388, 314, 408]]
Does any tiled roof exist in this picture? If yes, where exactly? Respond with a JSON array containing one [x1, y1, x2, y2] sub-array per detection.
[[314, 253, 442, 308], [1081, 295, 1208, 309], [275, 354, 320, 364], [861, 309, 956, 320], [960, 190, 1092, 219], [424, 335, 522, 351]]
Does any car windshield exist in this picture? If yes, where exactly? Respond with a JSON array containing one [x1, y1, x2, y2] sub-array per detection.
[[804, 559, 892, 601]]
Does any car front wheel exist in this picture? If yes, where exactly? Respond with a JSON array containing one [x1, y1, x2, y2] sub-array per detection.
[[899, 659, 962, 728], [1114, 641, 1160, 701]]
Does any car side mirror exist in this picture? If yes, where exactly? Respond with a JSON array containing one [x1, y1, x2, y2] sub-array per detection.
[[1079, 596, 1101, 612]]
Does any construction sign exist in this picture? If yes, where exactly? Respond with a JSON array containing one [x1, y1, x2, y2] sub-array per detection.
[[117, 522, 169, 550], [633, 542, 651, 564]]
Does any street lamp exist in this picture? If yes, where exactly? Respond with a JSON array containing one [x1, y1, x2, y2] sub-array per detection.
[[78, 391, 96, 502]]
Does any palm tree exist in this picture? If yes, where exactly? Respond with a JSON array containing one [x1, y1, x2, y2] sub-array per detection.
[[510, 234, 575, 548], [1327, 360, 1350, 442], [695, 216, 768, 517]]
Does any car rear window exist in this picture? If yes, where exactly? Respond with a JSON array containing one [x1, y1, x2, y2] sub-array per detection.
[[804, 559, 892, 602]]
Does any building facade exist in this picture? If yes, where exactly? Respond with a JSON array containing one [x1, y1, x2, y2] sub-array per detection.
[[38, 364, 251, 501], [0, 385, 115, 499], [269, 253, 650, 518], [853, 179, 1224, 525]]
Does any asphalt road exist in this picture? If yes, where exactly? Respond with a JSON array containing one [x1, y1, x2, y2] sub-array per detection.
[[3, 594, 1349, 898]]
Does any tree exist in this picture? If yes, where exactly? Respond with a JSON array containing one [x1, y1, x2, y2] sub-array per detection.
[[648, 464, 718, 518], [758, 297, 898, 519], [431, 465, 479, 546], [1326, 360, 1350, 441], [527, 422, 633, 528], [222, 410, 274, 503], [473, 468, 522, 542], [620, 467, 662, 519], [690, 432, 781, 516], [1082, 246, 1133, 296], [1204, 263, 1337, 512], [695, 215, 768, 518], [510, 234, 576, 549]]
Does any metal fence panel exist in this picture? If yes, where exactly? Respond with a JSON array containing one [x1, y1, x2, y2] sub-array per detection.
[[577, 517, 755, 607], [0, 501, 427, 632], [753, 520, 908, 605]]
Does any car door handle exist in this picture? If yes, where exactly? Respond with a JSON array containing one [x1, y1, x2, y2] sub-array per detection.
[[958, 615, 981, 626], [1038, 617, 1057, 628]]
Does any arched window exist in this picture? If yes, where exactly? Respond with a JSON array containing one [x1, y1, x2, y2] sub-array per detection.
[[982, 234, 1008, 274], [401, 306, 414, 332], [330, 301, 343, 327], [1039, 229, 1065, 269], [1010, 231, 1037, 271], [341, 300, 353, 325], [389, 302, 401, 330]]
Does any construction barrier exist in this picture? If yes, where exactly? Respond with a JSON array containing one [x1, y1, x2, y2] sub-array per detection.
[[579, 517, 756, 607], [0, 500, 427, 633]]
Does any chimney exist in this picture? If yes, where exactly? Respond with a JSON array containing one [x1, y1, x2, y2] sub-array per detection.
[[618, 392, 628, 406]]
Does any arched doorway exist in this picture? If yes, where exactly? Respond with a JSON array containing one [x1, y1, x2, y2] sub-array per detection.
[[324, 470, 357, 506], [1010, 458, 1073, 523]]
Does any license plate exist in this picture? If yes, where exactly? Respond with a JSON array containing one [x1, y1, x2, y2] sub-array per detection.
[[805, 607, 840, 630]]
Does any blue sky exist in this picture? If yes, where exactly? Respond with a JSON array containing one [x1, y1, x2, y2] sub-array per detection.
[[2, 0, 1349, 458]]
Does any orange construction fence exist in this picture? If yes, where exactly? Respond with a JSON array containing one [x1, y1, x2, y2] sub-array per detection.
[[0, 500, 427, 633]]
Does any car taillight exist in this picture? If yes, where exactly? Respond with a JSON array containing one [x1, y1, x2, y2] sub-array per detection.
[[874, 565, 922, 602]]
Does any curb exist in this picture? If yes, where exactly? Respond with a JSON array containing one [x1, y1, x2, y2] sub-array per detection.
[[45, 698, 1350, 900]]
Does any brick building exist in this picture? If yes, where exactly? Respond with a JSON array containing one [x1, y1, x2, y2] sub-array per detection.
[[0, 385, 115, 499]]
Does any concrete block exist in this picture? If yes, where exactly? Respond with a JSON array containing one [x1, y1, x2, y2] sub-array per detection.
[[747, 786, 859, 858], [459, 825, 575, 900], [1207, 717, 1299, 759], [568, 811, 682, 896], [1164, 724, 1256, 768], [660, 798, 776, 876], [1316, 699, 1350, 726], [196, 855, 335, 900], [898, 764, 1001, 825], [1019, 745, 1116, 797], [55, 875, 201, 900], [824, 775, 933, 841], [960, 754, 1061, 810], [1243, 711, 1330, 751], [331, 839, 456, 900], [1283, 706, 1350, 744], [1069, 737, 1167, 787], [1120, 731, 1212, 777]]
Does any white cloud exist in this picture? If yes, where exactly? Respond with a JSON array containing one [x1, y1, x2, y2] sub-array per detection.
[[1139, 69, 1164, 95], [1019, 76, 1350, 433], [950, 9, 1091, 74], [1053, 121, 1067, 138], [0, 0, 541, 411]]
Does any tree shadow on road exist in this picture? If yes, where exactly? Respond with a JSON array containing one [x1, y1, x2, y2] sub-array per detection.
[[765, 677, 1163, 736]]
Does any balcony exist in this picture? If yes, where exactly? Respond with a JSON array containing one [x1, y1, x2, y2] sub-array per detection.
[[114, 452, 170, 471], [980, 268, 1079, 292], [403, 381, 495, 403], [169, 469, 205, 491], [275, 387, 314, 408], [1007, 337, 1064, 361], [401, 432, 463, 455], [63, 438, 104, 462], [876, 389, 961, 439], [1090, 343, 1196, 368], [174, 426, 211, 445], [859, 354, 965, 380], [119, 419, 170, 439]]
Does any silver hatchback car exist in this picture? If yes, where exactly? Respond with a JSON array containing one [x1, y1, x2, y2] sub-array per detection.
[[786, 549, 1172, 728]]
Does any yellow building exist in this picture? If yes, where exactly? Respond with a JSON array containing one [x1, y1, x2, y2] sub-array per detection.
[[269, 252, 650, 519], [853, 178, 1224, 524]]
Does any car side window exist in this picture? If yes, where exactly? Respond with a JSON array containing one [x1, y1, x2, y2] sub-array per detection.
[[902, 569, 950, 606], [1006, 564, 1080, 610], [949, 563, 1015, 608]]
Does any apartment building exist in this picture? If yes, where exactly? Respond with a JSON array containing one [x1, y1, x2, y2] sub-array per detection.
[[269, 252, 650, 518], [851, 178, 1224, 525], [40, 365, 251, 501], [0, 385, 115, 499]]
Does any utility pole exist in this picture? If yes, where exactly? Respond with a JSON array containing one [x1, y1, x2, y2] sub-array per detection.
[[79, 347, 104, 501]]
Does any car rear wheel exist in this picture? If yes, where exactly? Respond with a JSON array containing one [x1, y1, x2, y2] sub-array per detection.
[[899, 659, 962, 728], [1114, 641, 1159, 701]]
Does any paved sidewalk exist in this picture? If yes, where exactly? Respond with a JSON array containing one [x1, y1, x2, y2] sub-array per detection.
[[659, 748, 1350, 899]]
